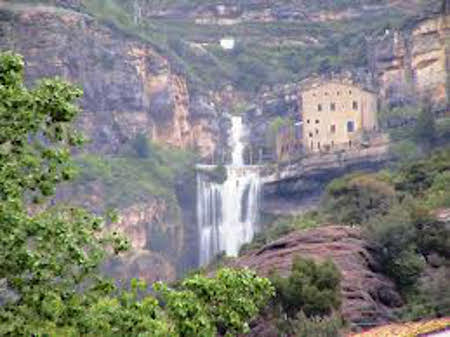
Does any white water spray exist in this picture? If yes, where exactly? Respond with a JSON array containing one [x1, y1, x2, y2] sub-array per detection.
[[197, 116, 261, 265]]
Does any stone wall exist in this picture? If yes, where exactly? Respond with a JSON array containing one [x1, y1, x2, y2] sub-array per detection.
[[301, 81, 378, 153]]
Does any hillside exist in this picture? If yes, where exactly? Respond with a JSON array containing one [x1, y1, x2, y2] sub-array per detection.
[[4, 0, 443, 93]]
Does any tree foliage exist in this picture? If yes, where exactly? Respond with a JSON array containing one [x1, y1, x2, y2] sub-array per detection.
[[0, 52, 274, 336], [270, 257, 341, 318], [322, 173, 396, 225], [0, 52, 129, 336]]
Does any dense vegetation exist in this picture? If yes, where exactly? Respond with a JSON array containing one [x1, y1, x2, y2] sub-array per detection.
[[73, 135, 196, 212], [270, 257, 341, 318], [321, 148, 450, 318], [0, 52, 274, 337]]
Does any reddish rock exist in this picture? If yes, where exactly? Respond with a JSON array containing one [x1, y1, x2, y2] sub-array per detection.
[[234, 226, 402, 329]]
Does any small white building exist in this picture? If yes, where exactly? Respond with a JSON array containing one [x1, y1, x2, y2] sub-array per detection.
[[220, 37, 235, 50]]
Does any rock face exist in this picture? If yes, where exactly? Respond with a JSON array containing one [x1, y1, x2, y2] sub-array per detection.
[[0, 3, 218, 157], [234, 226, 402, 329], [261, 141, 391, 215], [370, 14, 450, 111]]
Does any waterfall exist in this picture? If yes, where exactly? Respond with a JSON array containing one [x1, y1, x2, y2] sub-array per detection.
[[197, 116, 261, 266]]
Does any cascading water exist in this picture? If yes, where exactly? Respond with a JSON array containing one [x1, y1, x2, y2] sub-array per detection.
[[197, 116, 261, 266]]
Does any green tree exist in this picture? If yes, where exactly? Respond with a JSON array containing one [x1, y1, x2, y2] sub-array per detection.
[[0, 52, 274, 337], [322, 173, 396, 225], [414, 102, 436, 147], [270, 257, 341, 318], [0, 52, 129, 336], [367, 205, 425, 289]]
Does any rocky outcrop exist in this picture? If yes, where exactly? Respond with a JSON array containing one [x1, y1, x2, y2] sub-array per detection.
[[234, 226, 402, 329], [0, 3, 218, 157], [370, 14, 450, 111]]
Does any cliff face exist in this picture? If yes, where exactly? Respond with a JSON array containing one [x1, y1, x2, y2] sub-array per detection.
[[0, 3, 218, 157], [261, 141, 391, 215], [371, 14, 450, 110]]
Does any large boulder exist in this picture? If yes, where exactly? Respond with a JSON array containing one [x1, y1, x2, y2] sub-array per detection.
[[234, 226, 402, 330]]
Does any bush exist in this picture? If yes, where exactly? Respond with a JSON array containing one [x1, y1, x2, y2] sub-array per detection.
[[131, 133, 151, 158], [367, 205, 425, 289], [423, 267, 450, 317], [293, 312, 343, 337], [270, 257, 341, 318], [322, 173, 396, 225]]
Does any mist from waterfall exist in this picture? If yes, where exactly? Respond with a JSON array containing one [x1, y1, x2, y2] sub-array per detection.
[[197, 116, 261, 266]]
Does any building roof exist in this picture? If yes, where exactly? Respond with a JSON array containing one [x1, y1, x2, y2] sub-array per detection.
[[299, 75, 377, 95]]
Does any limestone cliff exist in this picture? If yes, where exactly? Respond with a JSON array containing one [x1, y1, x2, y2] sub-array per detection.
[[0, 3, 217, 157], [370, 14, 450, 111]]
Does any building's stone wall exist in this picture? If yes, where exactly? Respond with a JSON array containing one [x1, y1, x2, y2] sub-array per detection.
[[301, 81, 377, 153]]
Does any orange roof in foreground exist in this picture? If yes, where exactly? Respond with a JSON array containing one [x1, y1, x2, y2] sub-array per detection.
[[348, 318, 450, 337]]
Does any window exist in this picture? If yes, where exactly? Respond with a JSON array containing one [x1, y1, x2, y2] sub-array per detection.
[[353, 101, 358, 110], [349, 90, 352, 95], [315, 129, 319, 135], [307, 119, 310, 124], [337, 91, 340, 96], [318, 104, 322, 112], [347, 121, 355, 133], [315, 119, 320, 124], [325, 92, 328, 96], [309, 132, 313, 138], [330, 124, 336, 133], [330, 103, 336, 111]]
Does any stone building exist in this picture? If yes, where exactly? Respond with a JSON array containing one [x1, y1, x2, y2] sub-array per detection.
[[301, 80, 378, 153]]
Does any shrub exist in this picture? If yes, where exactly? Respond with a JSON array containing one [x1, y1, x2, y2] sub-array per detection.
[[131, 133, 151, 158], [270, 257, 341, 318], [367, 205, 425, 289], [423, 267, 450, 317], [293, 311, 343, 337], [322, 173, 396, 225]]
